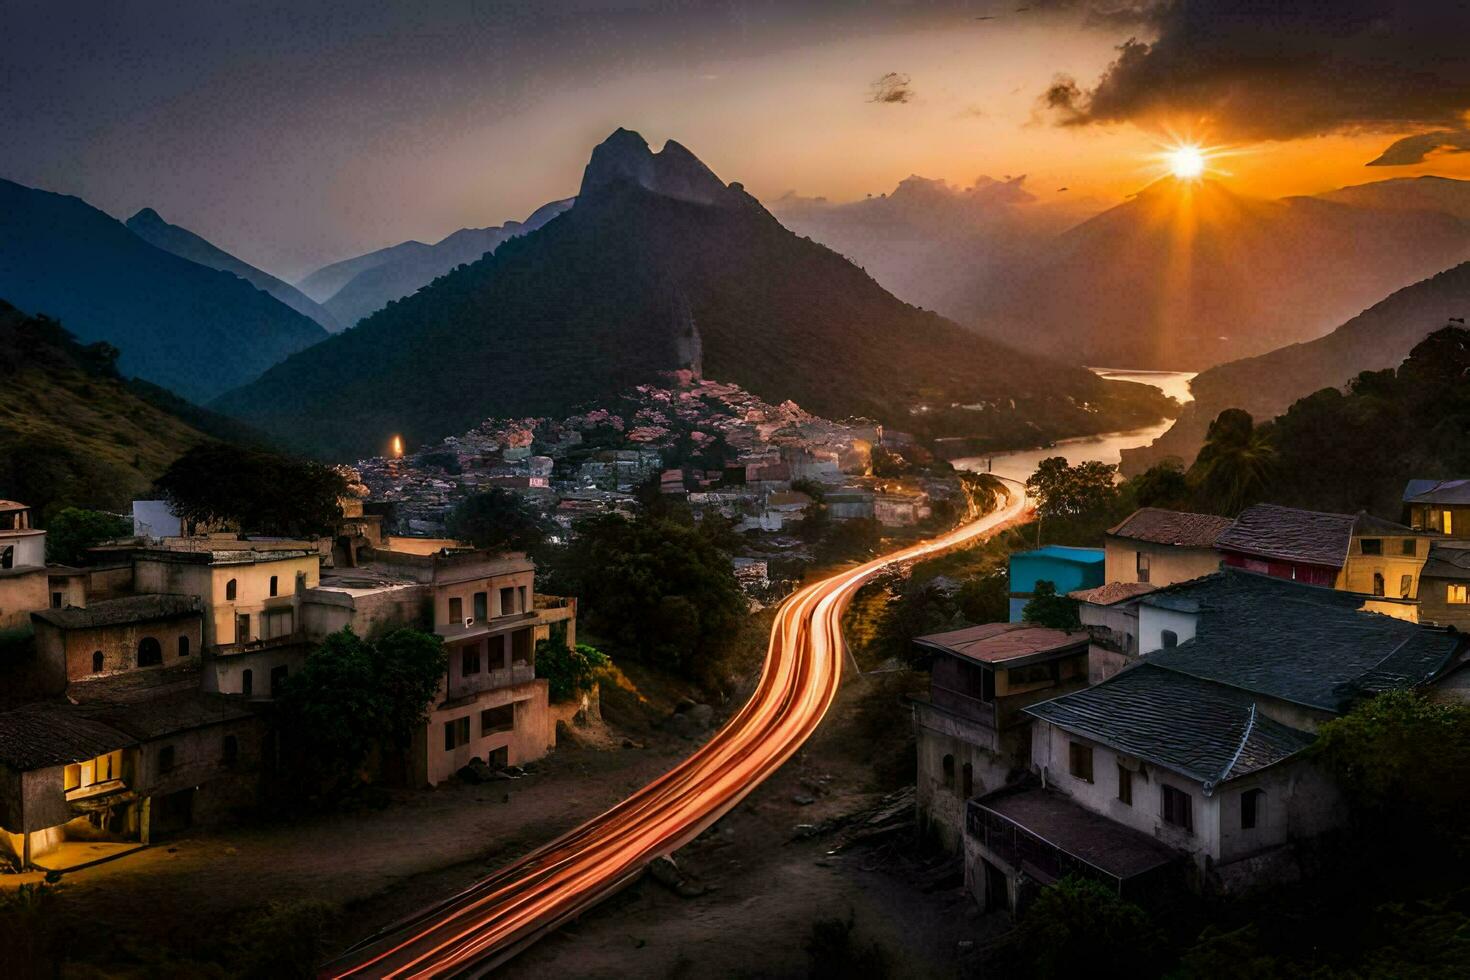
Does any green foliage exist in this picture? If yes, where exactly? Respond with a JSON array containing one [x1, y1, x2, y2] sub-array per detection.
[[815, 517, 883, 563], [536, 638, 610, 703], [552, 513, 745, 676], [155, 442, 346, 536], [445, 489, 552, 553], [276, 627, 446, 797], [873, 581, 962, 667], [804, 911, 891, 980], [1187, 409, 1277, 516], [1131, 460, 1192, 511], [1026, 456, 1120, 518], [1023, 580, 1081, 630], [1016, 876, 1165, 979], [955, 566, 1009, 624], [43, 506, 131, 563]]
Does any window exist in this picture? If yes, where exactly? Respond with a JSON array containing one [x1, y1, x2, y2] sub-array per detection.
[[1117, 765, 1133, 806], [942, 753, 955, 788], [1402, 539, 1418, 556], [178, 635, 191, 658], [1372, 572, 1385, 597], [444, 716, 471, 751], [1162, 784, 1193, 832], [518, 586, 527, 612], [225, 578, 237, 601], [1450, 584, 1469, 605], [488, 635, 508, 671], [1241, 788, 1264, 830], [473, 592, 488, 621], [1161, 630, 1178, 649], [481, 703, 515, 735], [91, 650, 104, 674], [961, 762, 974, 800], [222, 735, 239, 767], [1359, 538, 1382, 556], [269, 664, 288, 695], [0, 545, 10, 569], [51, 592, 63, 609], [1068, 741, 1094, 783], [1010, 662, 1060, 687], [1446, 510, 1456, 536], [242, 669, 254, 697], [158, 745, 176, 773], [448, 596, 464, 623], [236, 613, 251, 643], [137, 636, 163, 667], [1400, 574, 1414, 599], [461, 643, 482, 676], [269, 575, 278, 597], [1136, 551, 1151, 584], [500, 587, 516, 616]]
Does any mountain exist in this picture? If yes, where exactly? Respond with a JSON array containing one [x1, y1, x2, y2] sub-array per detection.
[[1317, 175, 1470, 222], [125, 207, 341, 332], [214, 129, 1172, 460], [1121, 260, 1470, 476], [0, 300, 211, 516], [770, 174, 1099, 319], [320, 198, 574, 327], [0, 179, 328, 402], [957, 177, 1470, 370], [295, 240, 431, 304]]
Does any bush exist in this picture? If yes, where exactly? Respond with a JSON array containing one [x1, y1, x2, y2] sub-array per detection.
[[44, 506, 131, 563], [536, 637, 610, 703], [1016, 876, 1165, 979], [1022, 580, 1080, 630]]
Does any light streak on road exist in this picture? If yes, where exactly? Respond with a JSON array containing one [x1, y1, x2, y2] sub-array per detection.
[[321, 484, 1028, 979]]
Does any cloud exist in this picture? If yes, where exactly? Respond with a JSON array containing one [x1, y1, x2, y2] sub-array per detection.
[[1038, 2, 1470, 140], [1367, 130, 1470, 166], [869, 72, 913, 104]]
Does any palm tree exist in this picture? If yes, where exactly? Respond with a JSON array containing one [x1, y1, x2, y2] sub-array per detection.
[[1189, 409, 1277, 515]]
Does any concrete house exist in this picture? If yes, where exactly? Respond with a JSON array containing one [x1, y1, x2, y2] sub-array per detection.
[[1104, 508, 1230, 587], [1007, 546, 1104, 622], [1068, 581, 1156, 682], [0, 500, 49, 631], [1418, 540, 1470, 630], [1403, 478, 1470, 539], [1216, 504, 1430, 612], [911, 623, 1090, 851], [30, 594, 204, 692], [964, 570, 1464, 915]]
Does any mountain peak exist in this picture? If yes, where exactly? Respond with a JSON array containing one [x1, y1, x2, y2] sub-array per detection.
[[579, 129, 734, 207], [127, 207, 166, 228]]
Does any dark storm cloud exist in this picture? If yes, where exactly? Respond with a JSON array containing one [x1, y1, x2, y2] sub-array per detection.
[[1368, 130, 1470, 167], [869, 72, 914, 104], [1039, 1, 1470, 139]]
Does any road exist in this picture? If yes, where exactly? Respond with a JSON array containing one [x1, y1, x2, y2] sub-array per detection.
[[321, 484, 1028, 979]]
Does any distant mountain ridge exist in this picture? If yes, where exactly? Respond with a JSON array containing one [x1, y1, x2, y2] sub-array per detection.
[[125, 207, 341, 332], [319, 197, 574, 328], [0, 178, 328, 402], [215, 129, 1171, 460]]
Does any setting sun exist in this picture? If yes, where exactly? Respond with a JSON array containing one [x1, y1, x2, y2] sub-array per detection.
[[1168, 145, 1206, 179]]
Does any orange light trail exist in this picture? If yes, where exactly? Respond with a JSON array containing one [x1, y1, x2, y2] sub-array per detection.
[[320, 482, 1029, 979]]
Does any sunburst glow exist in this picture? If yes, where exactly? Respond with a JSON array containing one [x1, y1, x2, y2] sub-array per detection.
[[1168, 145, 1206, 179]]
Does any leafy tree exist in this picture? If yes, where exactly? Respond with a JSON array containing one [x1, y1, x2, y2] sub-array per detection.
[[276, 627, 446, 797], [874, 582, 960, 667], [955, 567, 1008, 625], [1026, 456, 1119, 518], [1015, 876, 1165, 979], [1129, 460, 1193, 511], [815, 517, 883, 563], [445, 489, 552, 553], [536, 637, 610, 703], [43, 507, 131, 564], [1022, 580, 1080, 630], [1188, 409, 1277, 516], [155, 442, 346, 536]]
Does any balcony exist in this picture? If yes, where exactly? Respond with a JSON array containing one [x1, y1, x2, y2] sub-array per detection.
[[444, 664, 537, 704], [214, 630, 307, 656], [435, 611, 538, 642], [930, 685, 998, 728]]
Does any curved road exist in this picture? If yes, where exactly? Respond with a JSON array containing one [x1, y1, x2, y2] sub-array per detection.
[[322, 484, 1027, 979]]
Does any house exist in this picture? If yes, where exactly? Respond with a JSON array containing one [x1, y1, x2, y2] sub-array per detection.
[[965, 570, 1464, 914], [1403, 478, 1470, 539], [1007, 546, 1104, 622], [0, 500, 49, 630], [1104, 508, 1230, 587], [1417, 540, 1470, 630], [1216, 504, 1430, 613], [910, 623, 1090, 851], [1068, 581, 1156, 682], [873, 490, 930, 527], [824, 489, 875, 521], [30, 594, 204, 694]]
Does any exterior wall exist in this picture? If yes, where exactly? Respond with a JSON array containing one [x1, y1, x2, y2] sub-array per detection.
[[1220, 551, 1338, 588], [1137, 604, 1199, 655], [1419, 575, 1470, 629], [206, 642, 311, 697], [1337, 536, 1427, 601], [134, 553, 319, 648], [1008, 550, 1104, 622], [1104, 538, 1221, 588], [433, 566, 535, 627], [913, 701, 1021, 853], [137, 715, 266, 835], [300, 585, 431, 641], [0, 529, 46, 569], [416, 679, 553, 787], [1408, 503, 1470, 539], [0, 568, 50, 631], [36, 615, 203, 684], [1214, 762, 1341, 867]]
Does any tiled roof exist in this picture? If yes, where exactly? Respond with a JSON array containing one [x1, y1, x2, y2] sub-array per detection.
[[1107, 508, 1233, 548], [0, 702, 131, 769], [1404, 479, 1470, 505], [1351, 511, 1422, 536], [1216, 504, 1355, 567], [915, 622, 1088, 665], [31, 594, 201, 630], [978, 786, 1181, 880], [1070, 581, 1156, 606], [1026, 664, 1316, 789], [1142, 570, 1461, 711], [78, 689, 255, 742], [1423, 542, 1470, 581]]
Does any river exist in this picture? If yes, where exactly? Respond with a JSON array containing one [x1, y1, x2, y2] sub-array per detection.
[[952, 368, 1195, 483]]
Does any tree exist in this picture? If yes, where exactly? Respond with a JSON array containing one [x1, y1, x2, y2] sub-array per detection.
[[536, 637, 610, 703], [446, 489, 552, 553], [1026, 457, 1119, 518], [1015, 876, 1165, 979], [275, 627, 446, 798], [155, 442, 346, 536], [1022, 580, 1080, 629], [1129, 460, 1192, 511], [956, 567, 1008, 624], [43, 507, 131, 564], [874, 581, 960, 667], [1187, 409, 1277, 516]]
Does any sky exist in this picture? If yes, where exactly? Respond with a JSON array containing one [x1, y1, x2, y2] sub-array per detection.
[[7, 1, 1470, 280]]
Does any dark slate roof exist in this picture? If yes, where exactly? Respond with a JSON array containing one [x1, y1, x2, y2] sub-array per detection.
[[1351, 511, 1423, 536], [1025, 664, 1316, 790], [32, 594, 201, 630], [1107, 508, 1233, 548], [1423, 542, 1470, 581], [78, 689, 255, 742], [915, 622, 1088, 665], [1142, 570, 1461, 712], [1404, 479, 1470, 505], [979, 786, 1180, 880], [0, 702, 131, 770], [1216, 504, 1354, 567]]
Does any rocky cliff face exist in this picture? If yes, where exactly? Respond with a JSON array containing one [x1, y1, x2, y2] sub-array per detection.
[[579, 128, 737, 207]]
